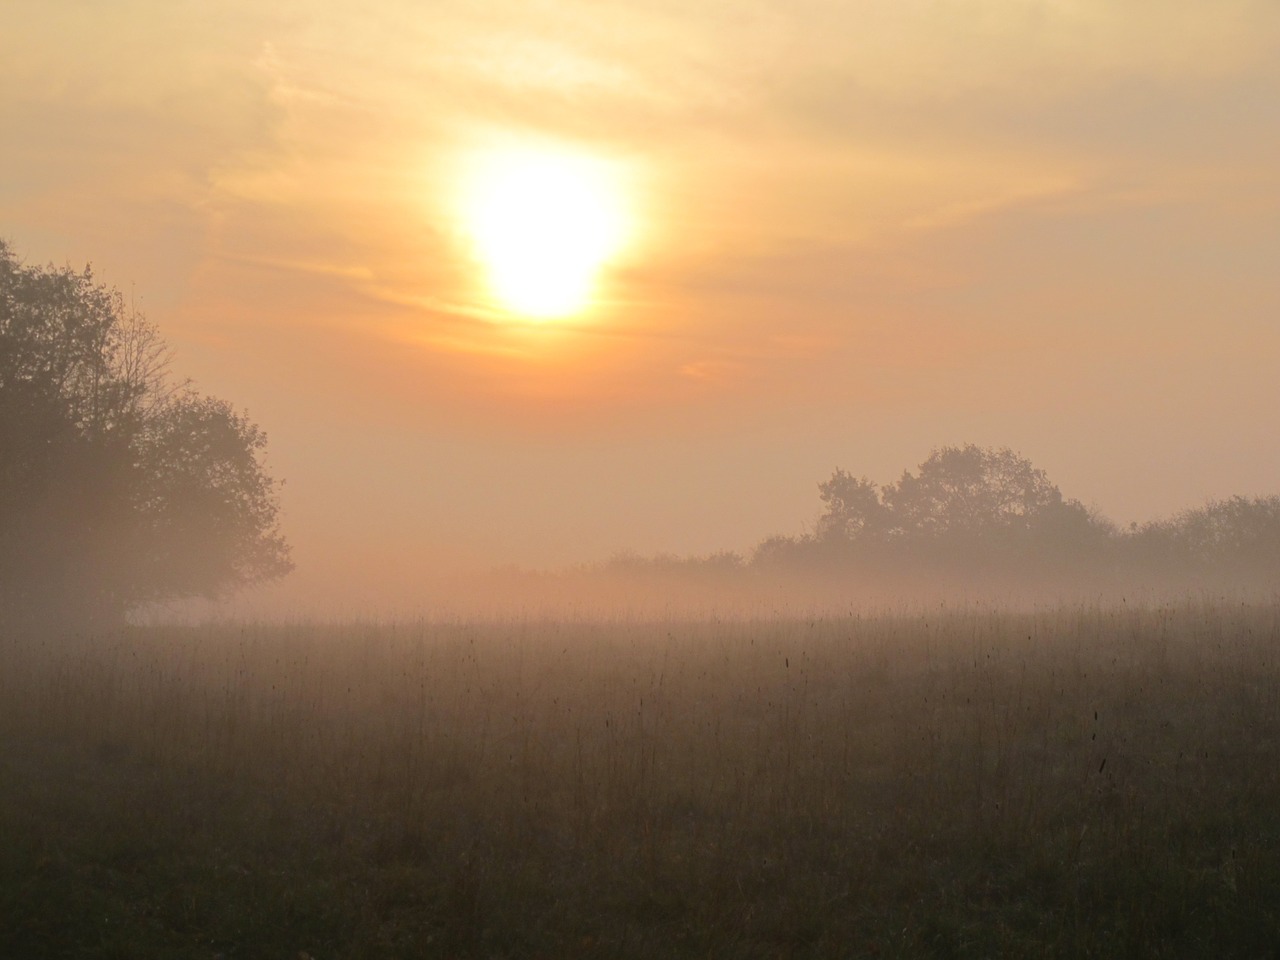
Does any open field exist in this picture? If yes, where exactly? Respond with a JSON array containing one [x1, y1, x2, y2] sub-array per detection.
[[3, 600, 1280, 958]]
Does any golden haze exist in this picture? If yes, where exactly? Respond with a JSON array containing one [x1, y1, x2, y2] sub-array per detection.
[[2, 1, 1278, 611]]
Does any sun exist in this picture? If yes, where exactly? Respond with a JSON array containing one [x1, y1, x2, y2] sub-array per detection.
[[460, 146, 629, 320]]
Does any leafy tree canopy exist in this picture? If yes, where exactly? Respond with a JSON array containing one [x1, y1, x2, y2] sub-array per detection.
[[1132, 495, 1280, 576], [884, 444, 1065, 537], [816, 444, 1091, 545], [796, 444, 1277, 589], [816, 470, 888, 542], [0, 238, 291, 629]]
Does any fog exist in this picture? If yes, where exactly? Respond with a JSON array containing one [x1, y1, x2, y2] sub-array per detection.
[[138, 443, 1280, 626], [7, 9, 1280, 954], [4, 232, 1276, 629]]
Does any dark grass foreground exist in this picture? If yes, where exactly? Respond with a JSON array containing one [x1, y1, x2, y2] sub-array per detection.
[[3, 601, 1280, 958]]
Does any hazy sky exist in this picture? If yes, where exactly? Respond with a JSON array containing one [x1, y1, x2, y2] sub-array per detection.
[[4, 1, 1279, 610]]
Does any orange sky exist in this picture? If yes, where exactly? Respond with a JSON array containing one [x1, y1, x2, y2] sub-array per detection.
[[4, 1, 1279, 613]]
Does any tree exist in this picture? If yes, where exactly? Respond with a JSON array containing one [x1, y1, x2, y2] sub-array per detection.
[[0, 238, 291, 628], [881, 444, 1067, 540], [803, 444, 1113, 582], [1130, 495, 1280, 585], [815, 445, 1086, 546], [816, 470, 889, 542]]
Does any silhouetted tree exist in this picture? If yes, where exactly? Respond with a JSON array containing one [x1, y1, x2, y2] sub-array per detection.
[[0, 238, 291, 629], [881, 445, 1065, 539], [1130, 495, 1280, 587], [813, 445, 1099, 549], [795, 444, 1115, 587], [816, 470, 889, 542]]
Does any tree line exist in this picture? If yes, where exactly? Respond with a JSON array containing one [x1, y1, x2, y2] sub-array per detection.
[[811, 445, 1275, 590], [606, 444, 1280, 597]]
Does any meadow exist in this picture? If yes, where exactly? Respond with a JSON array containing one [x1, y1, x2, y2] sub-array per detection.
[[2, 599, 1279, 958]]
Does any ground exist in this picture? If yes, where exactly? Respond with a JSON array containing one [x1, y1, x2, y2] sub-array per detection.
[[2, 602, 1279, 957]]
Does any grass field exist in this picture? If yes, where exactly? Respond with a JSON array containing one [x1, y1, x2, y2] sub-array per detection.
[[2, 599, 1279, 957]]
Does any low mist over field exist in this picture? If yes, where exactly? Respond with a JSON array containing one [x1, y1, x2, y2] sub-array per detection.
[[4, 1, 1280, 955]]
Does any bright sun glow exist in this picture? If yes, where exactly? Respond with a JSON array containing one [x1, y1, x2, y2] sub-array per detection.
[[461, 147, 628, 319]]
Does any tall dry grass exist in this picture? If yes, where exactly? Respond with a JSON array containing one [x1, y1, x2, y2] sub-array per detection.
[[2, 599, 1279, 956]]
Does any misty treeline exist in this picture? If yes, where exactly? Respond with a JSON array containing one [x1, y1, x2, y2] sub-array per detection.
[[0, 239, 291, 629], [600, 445, 1280, 600]]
